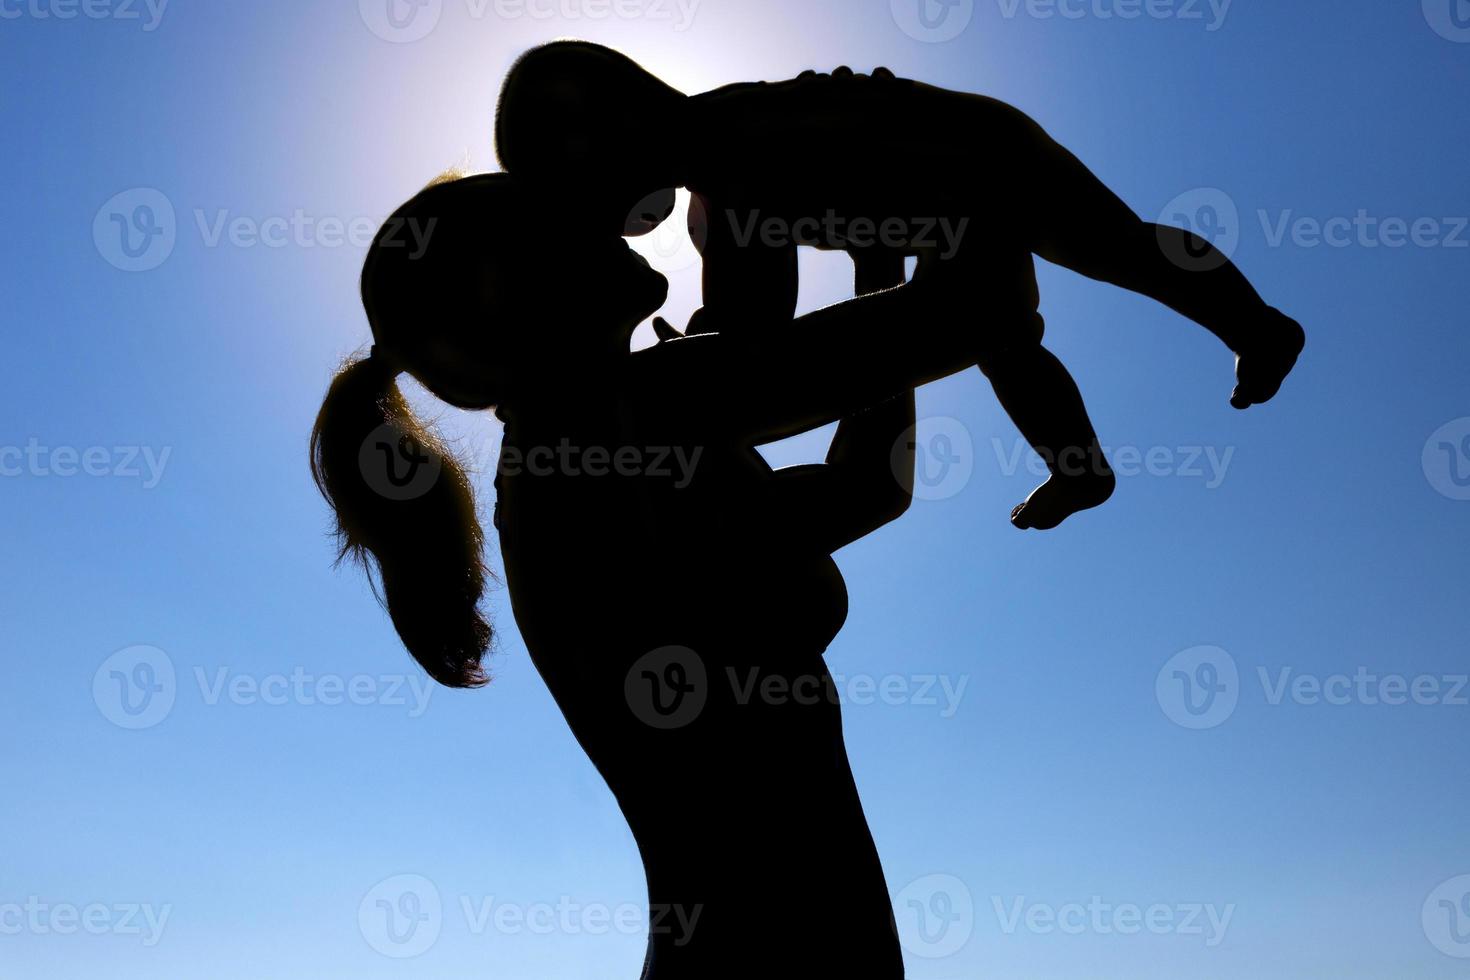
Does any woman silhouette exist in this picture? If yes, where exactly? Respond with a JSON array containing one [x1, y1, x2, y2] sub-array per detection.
[[311, 172, 1007, 977]]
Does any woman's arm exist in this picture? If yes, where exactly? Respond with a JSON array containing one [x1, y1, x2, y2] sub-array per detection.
[[627, 251, 1001, 448], [766, 248, 918, 552]]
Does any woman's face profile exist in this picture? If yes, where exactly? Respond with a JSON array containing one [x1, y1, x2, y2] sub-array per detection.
[[539, 226, 671, 339]]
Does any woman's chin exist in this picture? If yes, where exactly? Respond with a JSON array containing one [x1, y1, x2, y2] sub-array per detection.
[[649, 270, 670, 307], [631, 268, 670, 316]]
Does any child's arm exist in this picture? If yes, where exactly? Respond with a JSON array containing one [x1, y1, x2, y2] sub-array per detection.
[[685, 191, 797, 336]]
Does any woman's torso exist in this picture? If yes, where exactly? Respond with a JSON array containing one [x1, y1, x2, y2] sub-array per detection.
[[494, 383, 901, 974]]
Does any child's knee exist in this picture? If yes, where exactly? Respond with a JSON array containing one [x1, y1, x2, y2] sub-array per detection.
[[976, 311, 1046, 375]]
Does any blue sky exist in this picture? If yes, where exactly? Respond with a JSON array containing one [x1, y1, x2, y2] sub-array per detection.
[[1, 1, 1468, 977]]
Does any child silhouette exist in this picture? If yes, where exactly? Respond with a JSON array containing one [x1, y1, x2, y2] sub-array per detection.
[[495, 43, 1305, 529]]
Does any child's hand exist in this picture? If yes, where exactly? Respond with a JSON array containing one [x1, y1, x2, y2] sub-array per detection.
[[796, 66, 898, 82], [651, 310, 723, 342]]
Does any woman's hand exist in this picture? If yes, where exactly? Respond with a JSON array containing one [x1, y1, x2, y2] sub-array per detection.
[[796, 65, 899, 82], [651, 316, 686, 344], [849, 245, 908, 296]]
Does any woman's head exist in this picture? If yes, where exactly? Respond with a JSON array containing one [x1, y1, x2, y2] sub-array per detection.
[[311, 170, 667, 687], [361, 171, 667, 408]]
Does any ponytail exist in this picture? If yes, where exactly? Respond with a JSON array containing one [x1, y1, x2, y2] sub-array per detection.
[[310, 354, 491, 688]]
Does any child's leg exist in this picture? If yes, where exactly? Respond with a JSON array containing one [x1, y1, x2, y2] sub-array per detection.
[[1017, 128, 1304, 408], [961, 244, 1113, 529], [982, 333, 1116, 530]]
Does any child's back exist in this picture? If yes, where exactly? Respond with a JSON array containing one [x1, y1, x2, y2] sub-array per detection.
[[687, 72, 1035, 236]]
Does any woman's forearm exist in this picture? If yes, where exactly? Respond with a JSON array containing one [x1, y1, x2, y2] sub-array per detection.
[[632, 278, 992, 447]]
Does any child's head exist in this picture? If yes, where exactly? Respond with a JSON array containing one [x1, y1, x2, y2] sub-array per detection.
[[495, 41, 685, 233]]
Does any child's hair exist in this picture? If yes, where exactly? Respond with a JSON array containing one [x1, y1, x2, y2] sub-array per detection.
[[308, 171, 520, 689]]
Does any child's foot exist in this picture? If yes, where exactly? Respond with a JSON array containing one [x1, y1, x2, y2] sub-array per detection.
[[1010, 469, 1116, 531], [1231, 309, 1306, 410]]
